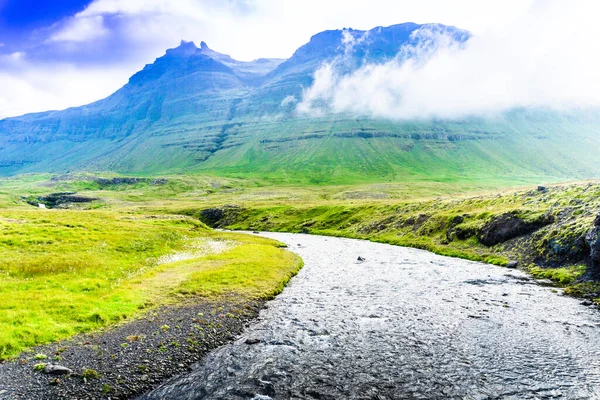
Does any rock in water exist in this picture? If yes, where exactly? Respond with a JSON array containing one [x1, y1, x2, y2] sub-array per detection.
[[357, 256, 365, 262], [506, 261, 519, 269], [44, 364, 73, 376]]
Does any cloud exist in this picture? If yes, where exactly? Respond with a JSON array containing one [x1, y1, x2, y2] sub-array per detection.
[[297, 0, 600, 120], [280, 95, 297, 106], [0, 53, 133, 118], [49, 15, 108, 42]]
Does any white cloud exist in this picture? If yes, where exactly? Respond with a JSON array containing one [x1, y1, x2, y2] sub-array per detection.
[[0, 59, 134, 118], [49, 15, 109, 43], [79, 0, 211, 19], [298, 0, 600, 120], [280, 95, 297, 107]]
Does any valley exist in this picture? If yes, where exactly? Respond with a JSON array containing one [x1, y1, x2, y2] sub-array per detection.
[[1, 171, 600, 398], [1, 16, 600, 399]]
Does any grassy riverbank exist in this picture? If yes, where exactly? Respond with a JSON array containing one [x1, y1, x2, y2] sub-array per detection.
[[1, 173, 599, 360], [185, 183, 600, 302], [0, 206, 301, 360]]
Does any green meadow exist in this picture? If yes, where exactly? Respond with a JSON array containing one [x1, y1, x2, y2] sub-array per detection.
[[0, 195, 302, 359], [1, 172, 599, 359]]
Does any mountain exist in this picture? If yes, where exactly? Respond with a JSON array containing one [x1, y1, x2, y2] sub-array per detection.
[[0, 23, 599, 184]]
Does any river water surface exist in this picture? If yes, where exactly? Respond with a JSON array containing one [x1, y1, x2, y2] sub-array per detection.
[[141, 233, 600, 399]]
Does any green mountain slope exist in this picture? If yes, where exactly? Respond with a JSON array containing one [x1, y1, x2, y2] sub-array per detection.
[[0, 23, 599, 184]]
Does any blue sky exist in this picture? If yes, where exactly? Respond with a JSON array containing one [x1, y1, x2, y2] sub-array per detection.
[[0, 0, 597, 119], [0, 0, 92, 34]]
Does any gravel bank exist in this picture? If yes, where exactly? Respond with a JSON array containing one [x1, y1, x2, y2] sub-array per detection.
[[0, 297, 263, 399]]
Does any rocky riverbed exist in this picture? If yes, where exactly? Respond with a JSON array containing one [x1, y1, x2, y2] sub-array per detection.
[[141, 233, 600, 400]]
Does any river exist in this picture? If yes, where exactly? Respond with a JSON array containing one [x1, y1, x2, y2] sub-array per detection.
[[140, 232, 600, 399]]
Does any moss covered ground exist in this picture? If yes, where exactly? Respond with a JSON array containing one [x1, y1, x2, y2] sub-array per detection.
[[1, 173, 599, 359], [0, 177, 303, 359], [178, 181, 600, 302]]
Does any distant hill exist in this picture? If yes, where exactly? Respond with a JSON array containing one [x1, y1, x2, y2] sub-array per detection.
[[1, 23, 599, 184]]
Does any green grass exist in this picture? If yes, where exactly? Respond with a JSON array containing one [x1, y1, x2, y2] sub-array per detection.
[[0, 206, 302, 360], [177, 181, 600, 299], [1, 172, 599, 359], [528, 265, 586, 285], [176, 243, 302, 298]]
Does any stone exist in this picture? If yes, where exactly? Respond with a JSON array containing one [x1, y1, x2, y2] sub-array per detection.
[[506, 261, 519, 269], [478, 212, 554, 246], [199, 208, 224, 226], [44, 364, 73, 376], [585, 220, 600, 274], [357, 256, 365, 262], [537, 185, 547, 192]]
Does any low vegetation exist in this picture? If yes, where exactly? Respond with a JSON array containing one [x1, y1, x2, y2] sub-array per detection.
[[1, 172, 599, 360], [186, 183, 600, 301], [0, 194, 302, 359]]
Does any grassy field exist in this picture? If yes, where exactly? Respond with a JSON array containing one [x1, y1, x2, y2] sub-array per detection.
[[1, 172, 599, 359], [0, 200, 302, 360]]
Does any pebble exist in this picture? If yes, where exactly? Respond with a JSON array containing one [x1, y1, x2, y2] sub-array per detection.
[[43, 365, 73, 376]]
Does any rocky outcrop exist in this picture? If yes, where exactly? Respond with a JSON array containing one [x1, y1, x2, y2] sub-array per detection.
[[25, 193, 98, 209], [199, 206, 243, 228], [94, 177, 167, 186], [585, 215, 600, 277], [478, 212, 554, 246], [446, 215, 478, 242], [200, 208, 225, 227]]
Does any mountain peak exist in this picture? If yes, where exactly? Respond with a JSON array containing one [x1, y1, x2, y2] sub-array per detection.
[[197, 41, 237, 64], [165, 40, 199, 57]]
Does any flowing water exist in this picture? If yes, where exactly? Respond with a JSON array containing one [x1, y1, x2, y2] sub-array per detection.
[[140, 233, 600, 399]]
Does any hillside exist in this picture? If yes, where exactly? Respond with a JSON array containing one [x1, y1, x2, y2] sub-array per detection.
[[0, 23, 599, 184]]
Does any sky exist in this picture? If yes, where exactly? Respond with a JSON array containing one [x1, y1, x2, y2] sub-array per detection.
[[0, 0, 597, 119]]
